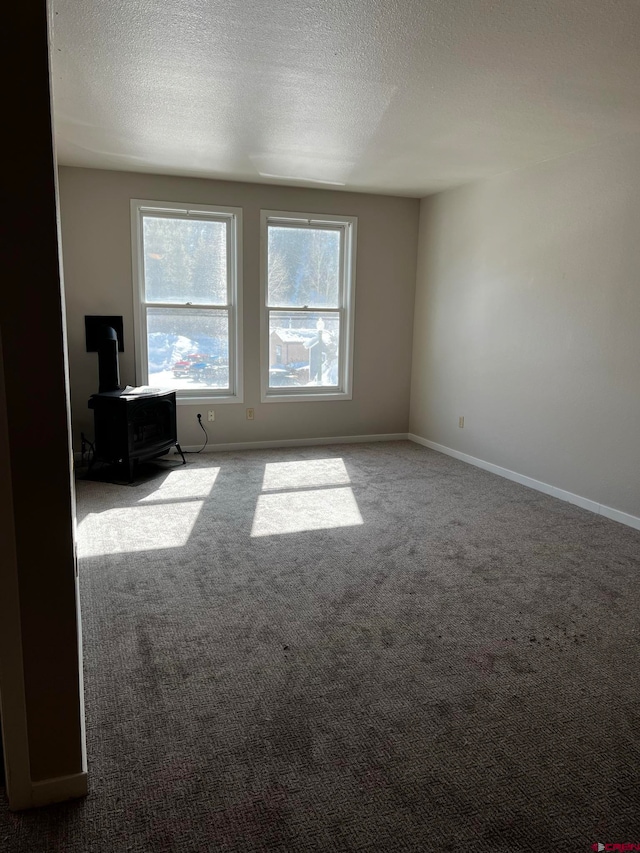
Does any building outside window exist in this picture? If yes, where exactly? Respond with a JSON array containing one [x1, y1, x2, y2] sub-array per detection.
[[260, 210, 357, 401], [130, 199, 242, 402]]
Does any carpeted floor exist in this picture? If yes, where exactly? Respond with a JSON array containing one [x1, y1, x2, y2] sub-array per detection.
[[2, 441, 640, 851]]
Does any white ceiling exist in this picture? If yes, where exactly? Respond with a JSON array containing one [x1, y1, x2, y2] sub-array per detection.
[[51, 0, 640, 197]]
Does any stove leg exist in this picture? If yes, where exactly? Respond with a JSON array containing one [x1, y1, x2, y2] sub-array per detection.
[[175, 443, 186, 465]]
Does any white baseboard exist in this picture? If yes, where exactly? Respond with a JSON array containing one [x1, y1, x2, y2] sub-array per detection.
[[20, 771, 88, 810], [408, 434, 640, 532], [179, 433, 409, 453]]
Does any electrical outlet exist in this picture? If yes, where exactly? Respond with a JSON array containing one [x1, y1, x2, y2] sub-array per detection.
[[246, 408, 255, 420], [459, 416, 464, 428], [208, 410, 215, 422]]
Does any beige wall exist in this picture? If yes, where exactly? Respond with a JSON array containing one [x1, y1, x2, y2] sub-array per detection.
[[410, 136, 640, 519], [58, 167, 419, 448]]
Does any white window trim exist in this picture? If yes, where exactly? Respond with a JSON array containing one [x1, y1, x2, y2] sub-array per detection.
[[260, 209, 357, 403], [130, 199, 243, 405]]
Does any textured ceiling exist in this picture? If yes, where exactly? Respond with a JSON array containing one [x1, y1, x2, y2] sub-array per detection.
[[51, 0, 640, 197]]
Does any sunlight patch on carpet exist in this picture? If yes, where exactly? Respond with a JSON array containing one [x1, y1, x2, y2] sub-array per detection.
[[77, 501, 204, 556], [251, 486, 363, 537], [261, 458, 351, 491], [137, 467, 220, 502]]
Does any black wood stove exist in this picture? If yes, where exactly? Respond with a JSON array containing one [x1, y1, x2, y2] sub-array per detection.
[[87, 321, 185, 481], [89, 389, 185, 482]]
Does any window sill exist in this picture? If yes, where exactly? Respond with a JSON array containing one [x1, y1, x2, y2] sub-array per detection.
[[176, 393, 242, 405], [261, 390, 352, 403]]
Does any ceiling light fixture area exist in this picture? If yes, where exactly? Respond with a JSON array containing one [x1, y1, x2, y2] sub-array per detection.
[[258, 172, 346, 187]]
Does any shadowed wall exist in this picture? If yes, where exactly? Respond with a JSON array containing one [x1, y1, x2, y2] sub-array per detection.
[[410, 136, 640, 519], [1, 0, 85, 798]]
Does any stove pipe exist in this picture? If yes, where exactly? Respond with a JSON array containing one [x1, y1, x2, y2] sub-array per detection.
[[98, 325, 120, 393]]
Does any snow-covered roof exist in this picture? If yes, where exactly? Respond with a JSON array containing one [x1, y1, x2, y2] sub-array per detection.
[[270, 328, 318, 344]]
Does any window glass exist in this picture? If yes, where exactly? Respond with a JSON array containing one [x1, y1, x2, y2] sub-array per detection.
[[147, 307, 229, 391], [143, 217, 228, 305], [268, 311, 340, 388], [267, 226, 340, 308]]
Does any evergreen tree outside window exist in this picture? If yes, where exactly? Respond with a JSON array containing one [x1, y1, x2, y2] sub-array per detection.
[[131, 200, 242, 402], [260, 210, 357, 402]]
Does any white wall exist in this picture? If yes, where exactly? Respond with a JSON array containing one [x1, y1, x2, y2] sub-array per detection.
[[410, 137, 640, 519], [59, 167, 419, 448]]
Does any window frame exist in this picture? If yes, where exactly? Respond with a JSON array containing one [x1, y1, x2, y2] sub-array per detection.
[[130, 199, 243, 405], [260, 209, 357, 403]]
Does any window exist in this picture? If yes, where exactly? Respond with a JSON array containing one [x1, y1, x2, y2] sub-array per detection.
[[260, 210, 357, 401], [131, 200, 242, 402]]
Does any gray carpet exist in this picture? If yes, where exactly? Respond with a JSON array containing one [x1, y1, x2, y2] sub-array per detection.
[[2, 441, 640, 851]]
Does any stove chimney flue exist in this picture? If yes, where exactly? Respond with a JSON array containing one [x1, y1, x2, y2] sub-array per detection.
[[98, 325, 120, 393]]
